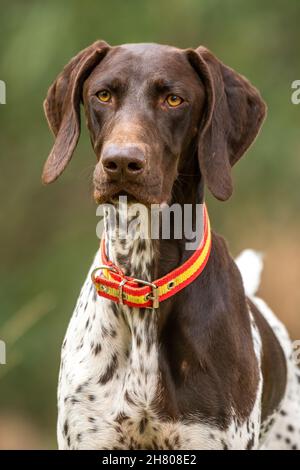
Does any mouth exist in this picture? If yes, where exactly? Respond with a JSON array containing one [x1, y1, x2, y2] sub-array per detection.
[[93, 182, 162, 206]]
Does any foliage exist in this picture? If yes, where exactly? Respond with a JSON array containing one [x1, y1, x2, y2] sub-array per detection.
[[0, 0, 299, 448]]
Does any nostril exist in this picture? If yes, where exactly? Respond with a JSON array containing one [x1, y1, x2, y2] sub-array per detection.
[[128, 161, 143, 172], [104, 160, 118, 171], [102, 146, 145, 178]]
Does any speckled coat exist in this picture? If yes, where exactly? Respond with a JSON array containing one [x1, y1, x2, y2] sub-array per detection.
[[57, 220, 300, 450]]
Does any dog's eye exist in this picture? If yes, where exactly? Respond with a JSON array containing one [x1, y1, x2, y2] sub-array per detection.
[[166, 94, 184, 107], [97, 90, 111, 103]]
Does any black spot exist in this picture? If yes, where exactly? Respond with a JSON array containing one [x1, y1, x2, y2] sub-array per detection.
[[94, 343, 102, 355], [221, 439, 228, 450], [268, 417, 274, 428], [139, 416, 148, 434], [276, 433, 282, 440], [280, 409, 287, 416], [124, 390, 135, 406], [67, 436, 71, 447], [285, 437, 291, 445], [111, 303, 119, 318], [287, 424, 294, 432], [115, 412, 129, 424], [164, 438, 172, 450], [88, 394, 95, 401], [292, 444, 298, 450], [85, 318, 90, 329], [136, 335, 142, 348], [77, 433, 82, 442], [98, 354, 118, 385], [114, 425, 122, 434], [76, 385, 83, 393], [88, 416, 95, 423], [246, 434, 255, 450], [89, 426, 98, 433], [63, 421, 69, 436], [137, 239, 146, 253]]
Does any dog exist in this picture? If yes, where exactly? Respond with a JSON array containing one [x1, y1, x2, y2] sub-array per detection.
[[42, 41, 300, 449]]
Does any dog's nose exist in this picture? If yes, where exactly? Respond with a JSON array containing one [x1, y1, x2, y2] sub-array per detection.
[[102, 145, 146, 181]]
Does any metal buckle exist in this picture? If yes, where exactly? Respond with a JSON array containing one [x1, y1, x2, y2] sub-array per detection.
[[145, 284, 159, 309], [130, 278, 159, 309], [118, 279, 128, 305], [91, 265, 120, 285]]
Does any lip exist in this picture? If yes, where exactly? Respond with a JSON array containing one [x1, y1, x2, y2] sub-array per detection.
[[110, 191, 139, 203], [93, 182, 162, 206]]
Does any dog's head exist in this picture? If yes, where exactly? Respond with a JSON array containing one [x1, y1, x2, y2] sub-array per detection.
[[42, 41, 266, 204]]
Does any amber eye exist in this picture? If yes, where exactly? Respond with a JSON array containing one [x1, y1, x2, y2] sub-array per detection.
[[97, 90, 111, 102], [166, 94, 184, 107]]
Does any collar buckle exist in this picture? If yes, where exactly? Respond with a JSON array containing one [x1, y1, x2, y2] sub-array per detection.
[[118, 278, 128, 305], [146, 283, 159, 309], [130, 278, 159, 309]]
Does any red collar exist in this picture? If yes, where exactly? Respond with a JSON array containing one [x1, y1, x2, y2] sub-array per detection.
[[91, 204, 211, 309]]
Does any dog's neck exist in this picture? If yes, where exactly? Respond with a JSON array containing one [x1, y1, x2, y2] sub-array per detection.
[[104, 200, 155, 282]]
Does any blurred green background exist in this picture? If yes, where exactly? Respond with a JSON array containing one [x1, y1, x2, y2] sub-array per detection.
[[0, 0, 299, 449]]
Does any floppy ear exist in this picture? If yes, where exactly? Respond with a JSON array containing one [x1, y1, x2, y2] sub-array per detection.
[[187, 47, 267, 201], [42, 40, 109, 184]]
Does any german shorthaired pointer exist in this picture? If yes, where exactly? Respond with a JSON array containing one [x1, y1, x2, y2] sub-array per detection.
[[42, 41, 300, 450]]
